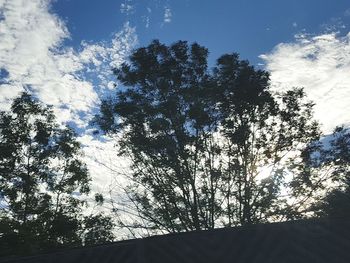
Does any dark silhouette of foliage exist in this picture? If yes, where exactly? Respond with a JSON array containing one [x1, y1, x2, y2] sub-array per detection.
[[212, 56, 320, 225], [297, 127, 350, 218], [83, 213, 115, 246], [0, 93, 114, 256], [94, 40, 321, 234]]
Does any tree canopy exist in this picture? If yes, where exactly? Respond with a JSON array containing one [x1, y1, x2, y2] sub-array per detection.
[[94, 40, 322, 234], [294, 126, 350, 218], [0, 92, 114, 256]]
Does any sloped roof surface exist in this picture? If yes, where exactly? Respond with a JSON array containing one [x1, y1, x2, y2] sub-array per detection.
[[1, 218, 350, 263]]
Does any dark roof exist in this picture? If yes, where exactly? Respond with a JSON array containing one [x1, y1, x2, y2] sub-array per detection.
[[1, 217, 350, 263]]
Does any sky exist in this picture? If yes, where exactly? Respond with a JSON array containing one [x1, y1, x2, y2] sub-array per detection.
[[0, 0, 350, 195]]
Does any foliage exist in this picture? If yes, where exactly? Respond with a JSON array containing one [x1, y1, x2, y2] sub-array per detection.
[[212, 55, 321, 225], [291, 127, 350, 218], [0, 93, 114, 256], [94, 40, 321, 233], [83, 213, 115, 246]]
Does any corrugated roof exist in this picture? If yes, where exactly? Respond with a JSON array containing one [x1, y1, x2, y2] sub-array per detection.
[[1, 217, 350, 263]]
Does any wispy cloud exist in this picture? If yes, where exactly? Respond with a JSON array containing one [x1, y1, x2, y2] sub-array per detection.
[[345, 8, 350, 17], [118, 1, 172, 29], [120, 1, 134, 15], [164, 7, 172, 23], [0, 0, 138, 195], [0, 0, 137, 127], [261, 32, 350, 133]]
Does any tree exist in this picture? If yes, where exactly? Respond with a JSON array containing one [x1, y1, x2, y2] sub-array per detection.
[[95, 40, 220, 233], [83, 213, 115, 246], [0, 92, 114, 256], [94, 40, 320, 234], [291, 126, 350, 218], [212, 55, 320, 225]]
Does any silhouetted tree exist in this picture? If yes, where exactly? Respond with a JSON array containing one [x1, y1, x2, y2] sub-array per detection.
[[0, 93, 114, 256], [83, 213, 115, 246], [212, 56, 320, 225], [292, 127, 350, 218], [94, 40, 320, 233], [95, 40, 220, 232]]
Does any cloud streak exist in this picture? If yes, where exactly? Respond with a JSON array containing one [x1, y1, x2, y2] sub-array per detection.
[[164, 7, 172, 23]]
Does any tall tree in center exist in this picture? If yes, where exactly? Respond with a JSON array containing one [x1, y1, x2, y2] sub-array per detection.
[[99, 40, 221, 232], [95, 40, 320, 233]]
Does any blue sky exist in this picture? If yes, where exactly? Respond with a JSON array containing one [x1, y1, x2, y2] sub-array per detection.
[[0, 0, 350, 196], [52, 0, 350, 66]]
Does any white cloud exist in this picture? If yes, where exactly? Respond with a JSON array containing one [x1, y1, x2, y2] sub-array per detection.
[[78, 133, 132, 193], [164, 7, 172, 23], [120, 0, 134, 15], [261, 32, 350, 133], [142, 15, 150, 28], [0, 0, 137, 197], [0, 0, 137, 127]]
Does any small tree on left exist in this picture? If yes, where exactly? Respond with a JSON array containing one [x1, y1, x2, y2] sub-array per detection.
[[0, 92, 107, 256]]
